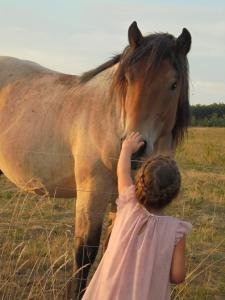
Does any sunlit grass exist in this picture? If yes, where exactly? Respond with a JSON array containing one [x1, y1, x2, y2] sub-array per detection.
[[0, 178, 75, 299], [0, 127, 224, 299], [169, 128, 225, 299]]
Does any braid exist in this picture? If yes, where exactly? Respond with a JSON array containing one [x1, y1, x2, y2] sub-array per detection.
[[135, 155, 181, 210]]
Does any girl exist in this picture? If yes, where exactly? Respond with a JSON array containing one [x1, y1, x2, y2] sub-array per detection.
[[82, 132, 192, 300]]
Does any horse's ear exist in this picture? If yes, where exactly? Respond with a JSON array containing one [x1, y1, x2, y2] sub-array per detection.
[[128, 21, 143, 49], [176, 28, 191, 55]]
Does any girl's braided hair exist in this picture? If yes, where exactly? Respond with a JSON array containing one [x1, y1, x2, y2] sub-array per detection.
[[135, 155, 181, 210]]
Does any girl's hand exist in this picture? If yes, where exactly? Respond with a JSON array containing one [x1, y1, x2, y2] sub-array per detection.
[[122, 132, 145, 154]]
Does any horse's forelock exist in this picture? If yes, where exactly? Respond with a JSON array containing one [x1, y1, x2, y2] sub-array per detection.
[[112, 33, 177, 94], [118, 33, 176, 75]]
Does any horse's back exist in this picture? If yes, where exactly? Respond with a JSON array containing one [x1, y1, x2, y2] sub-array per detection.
[[0, 56, 57, 89]]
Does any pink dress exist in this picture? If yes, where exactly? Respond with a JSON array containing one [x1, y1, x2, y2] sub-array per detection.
[[82, 185, 192, 300]]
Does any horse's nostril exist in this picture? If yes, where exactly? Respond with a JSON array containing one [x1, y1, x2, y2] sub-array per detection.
[[120, 135, 126, 143], [142, 140, 147, 148], [136, 140, 147, 155], [130, 140, 147, 170]]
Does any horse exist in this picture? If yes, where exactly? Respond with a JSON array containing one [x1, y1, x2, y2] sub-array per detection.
[[0, 21, 191, 299]]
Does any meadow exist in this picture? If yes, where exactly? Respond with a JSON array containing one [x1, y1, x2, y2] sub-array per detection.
[[0, 127, 224, 300]]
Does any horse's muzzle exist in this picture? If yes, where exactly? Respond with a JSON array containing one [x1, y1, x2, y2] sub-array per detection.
[[120, 137, 147, 170], [131, 140, 147, 170]]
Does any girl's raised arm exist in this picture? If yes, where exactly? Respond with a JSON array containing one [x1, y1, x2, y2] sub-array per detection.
[[117, 132, 144, 195]]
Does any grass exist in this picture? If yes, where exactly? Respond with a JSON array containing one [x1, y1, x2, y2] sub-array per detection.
[[0, 127, 225, 299], [170, 128, 225, 299], [0, 179, 75, 299]]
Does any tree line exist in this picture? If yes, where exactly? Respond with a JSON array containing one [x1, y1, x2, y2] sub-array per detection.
[[190, 103, 225, 127]]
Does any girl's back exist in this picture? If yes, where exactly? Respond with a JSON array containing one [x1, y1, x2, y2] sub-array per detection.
[[82, 185, 192, 300]]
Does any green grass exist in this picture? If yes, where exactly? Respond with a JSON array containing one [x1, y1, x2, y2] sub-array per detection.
[[0, 128, 225, 299]]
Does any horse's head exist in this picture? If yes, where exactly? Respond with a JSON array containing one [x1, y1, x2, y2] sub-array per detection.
[[114, 22, 191, 166]]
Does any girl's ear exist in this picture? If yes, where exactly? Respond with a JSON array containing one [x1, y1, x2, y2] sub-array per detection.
[[128, 21, 144, 49]]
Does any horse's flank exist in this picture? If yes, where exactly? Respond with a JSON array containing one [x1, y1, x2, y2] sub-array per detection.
[[0, 56, 121, 196]]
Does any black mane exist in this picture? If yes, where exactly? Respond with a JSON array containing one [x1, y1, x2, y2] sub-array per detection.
[[80, 33, 178, 82], [80, 54, 121, 83]]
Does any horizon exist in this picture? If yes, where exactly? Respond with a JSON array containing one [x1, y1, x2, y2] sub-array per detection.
[[0, 0, 224, 105]]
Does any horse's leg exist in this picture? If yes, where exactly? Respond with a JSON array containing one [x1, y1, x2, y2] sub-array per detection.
[[73, 165, 116, 299], [102, 211, 116, 253]]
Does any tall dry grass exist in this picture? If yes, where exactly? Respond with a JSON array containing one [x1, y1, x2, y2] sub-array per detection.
[[0, 127, 224, 299], [170, 128, 225, 299], [0, 178, 76, 299]]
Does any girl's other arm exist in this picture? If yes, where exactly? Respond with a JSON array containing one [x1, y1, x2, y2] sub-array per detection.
[[170, 236, 186, 284]]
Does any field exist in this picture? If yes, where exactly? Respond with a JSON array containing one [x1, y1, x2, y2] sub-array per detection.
[[0, 127, 225, 299]]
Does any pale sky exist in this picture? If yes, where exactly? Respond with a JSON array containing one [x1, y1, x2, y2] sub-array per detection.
[[0, 0, 224, 105]]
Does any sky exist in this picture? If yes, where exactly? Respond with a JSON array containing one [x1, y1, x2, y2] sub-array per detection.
[[0, 0, 224, 105]]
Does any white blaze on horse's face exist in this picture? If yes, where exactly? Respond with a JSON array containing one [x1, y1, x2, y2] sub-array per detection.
[[124, 58, 180, 156]]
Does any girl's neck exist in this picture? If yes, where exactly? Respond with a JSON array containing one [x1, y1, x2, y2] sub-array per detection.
[[149, 208, 165, 216], [141, 205, 165, 216]]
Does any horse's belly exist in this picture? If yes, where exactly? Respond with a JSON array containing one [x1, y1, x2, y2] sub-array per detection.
[[0, 145, 76, 197], [36, 175, 76, 198], [0, 120, 76, 198]]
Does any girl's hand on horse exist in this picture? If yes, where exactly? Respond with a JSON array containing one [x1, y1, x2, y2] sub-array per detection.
[[122, 132, 145, 154]]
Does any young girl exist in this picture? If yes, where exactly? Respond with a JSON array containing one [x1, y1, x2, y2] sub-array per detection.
[[82, 132, 192, 300]]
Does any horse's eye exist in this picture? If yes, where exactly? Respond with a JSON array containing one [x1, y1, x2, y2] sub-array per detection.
[[171, 82, 177, 91]]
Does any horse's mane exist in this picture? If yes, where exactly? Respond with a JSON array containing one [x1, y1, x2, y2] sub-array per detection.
[[80, 54, 121, 83], [80, 33, 190, 145]]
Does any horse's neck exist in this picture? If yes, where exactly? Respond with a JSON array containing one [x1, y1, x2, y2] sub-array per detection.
[[79, 66, 124, 133]]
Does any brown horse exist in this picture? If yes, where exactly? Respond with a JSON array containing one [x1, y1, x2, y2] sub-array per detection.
[[0, 22, 191, 298]]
